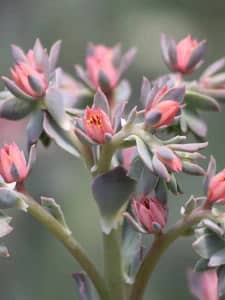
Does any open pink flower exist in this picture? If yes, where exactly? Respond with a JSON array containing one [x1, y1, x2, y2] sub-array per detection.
[[208, 169, 225, 203], [10, 50, 48, 98], [132, 195, 167, 233], [86, 45, 118, 89], [188, 270, 218, 300], [0, 143, 28, 183], [83, 107, 114, 144]]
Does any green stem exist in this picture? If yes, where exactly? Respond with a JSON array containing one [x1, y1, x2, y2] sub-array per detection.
[[130, 209, 213, 300], [20, 189, 109, 300], [103, 228, 125, 300], [95, 123, 156, 175]]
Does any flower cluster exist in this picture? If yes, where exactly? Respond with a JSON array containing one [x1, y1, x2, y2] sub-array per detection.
[[0, 33, 225, 300]]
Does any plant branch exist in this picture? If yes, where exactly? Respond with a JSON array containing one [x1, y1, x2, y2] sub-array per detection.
[[18, 186, 109, 300], [103, 228, 125, 300], [130, 209, 214, 300]]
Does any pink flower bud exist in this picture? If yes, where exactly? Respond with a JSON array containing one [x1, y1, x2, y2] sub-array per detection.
[[208, 169, 225, 203], [176, 36, 200, 73], [83, 107, 114, 144], [86, 45, 118, 89], [150, 100, 180, 128], [132, 195, 167, 234], [156, 146, 182, 172], [144, 79, 182, 129], [161, 34, 207, 75], [10, 50, 48, 98], [188, 270, 218, 300], [0, 143, 28, 183]]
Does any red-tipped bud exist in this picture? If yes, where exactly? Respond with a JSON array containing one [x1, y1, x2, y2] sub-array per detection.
[[156, 146, 182, 172], [83, 107, 114, 144], [176, 36, 200, 73], [161, 34, 207, 75], [188, 270, 218, 300], [132, 195, 167, 234], [10, 50, 48, 98], [150, 100, 180, 128], [0, 143, 28, 183], [207, 169, 225, 203], [86, 45, 118, 90]]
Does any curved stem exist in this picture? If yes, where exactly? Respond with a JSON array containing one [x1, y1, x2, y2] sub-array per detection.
[[130, 209, 213, 300], [18, 186, 109, 300]]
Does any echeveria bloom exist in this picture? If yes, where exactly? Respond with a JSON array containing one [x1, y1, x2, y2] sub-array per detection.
[[86, 45, 118, 89], [0, 143, 28, 183], [144, 78, 183, 129], [208, 169, 225, 203], [132, 195, 167, 234], [2, 39, 61, 99], [83, 107, 114, 144], [10, 50, 48, 98], [161, 34, 207, 74]]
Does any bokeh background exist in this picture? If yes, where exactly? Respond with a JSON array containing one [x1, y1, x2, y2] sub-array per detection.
[[0, 0, 225, 299]]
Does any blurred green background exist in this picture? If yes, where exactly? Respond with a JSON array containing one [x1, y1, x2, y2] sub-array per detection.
[[0, 0, 225, 299]]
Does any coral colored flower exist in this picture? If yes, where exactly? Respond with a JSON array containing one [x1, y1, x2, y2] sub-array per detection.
[[132, 195, 167, 234], [10, 50, 48, 98], [156, 146, 182, 172], [83, 107, 114, 144], [144, 78, 183, 129], [161, 34, 207, 74], [176, 36, 199, 73], [188, 270, 218, 300], [86, 45, 118, 89], [3, 39, 61, 100], [208, 169, 225, 203], [0, 143, 28, 183], [150, 100, 180, 128]]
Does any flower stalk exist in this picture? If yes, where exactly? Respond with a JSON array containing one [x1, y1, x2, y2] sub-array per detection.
[[130, 209, 214, 300], [18, 185, 109, 300]]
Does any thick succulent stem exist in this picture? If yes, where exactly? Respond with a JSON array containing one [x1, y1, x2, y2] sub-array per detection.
[[130, 209, 213, 300]]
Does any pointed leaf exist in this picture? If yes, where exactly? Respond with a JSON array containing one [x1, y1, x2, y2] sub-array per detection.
[[92, 166, 136, 233], [93, 90, 110, 115], [45, 88, 71, 130], [43, 113, 79, 157], [41, 197, 70, 233], [209, 248, 225, 267], [11, 44, 26, 63], [184, 109, 207, 138], [184, 90, 220, 111], [129, 135, 153, 172], [0, 188, 22, 209], [26, 110, 44, 148], [122, 216, 142, 284], [193, 233, 225, 259], [0, 97, 37, 120], [72, 272, 94, 300], [49, 40, 62, 74], [2, 77, 34, 101]]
